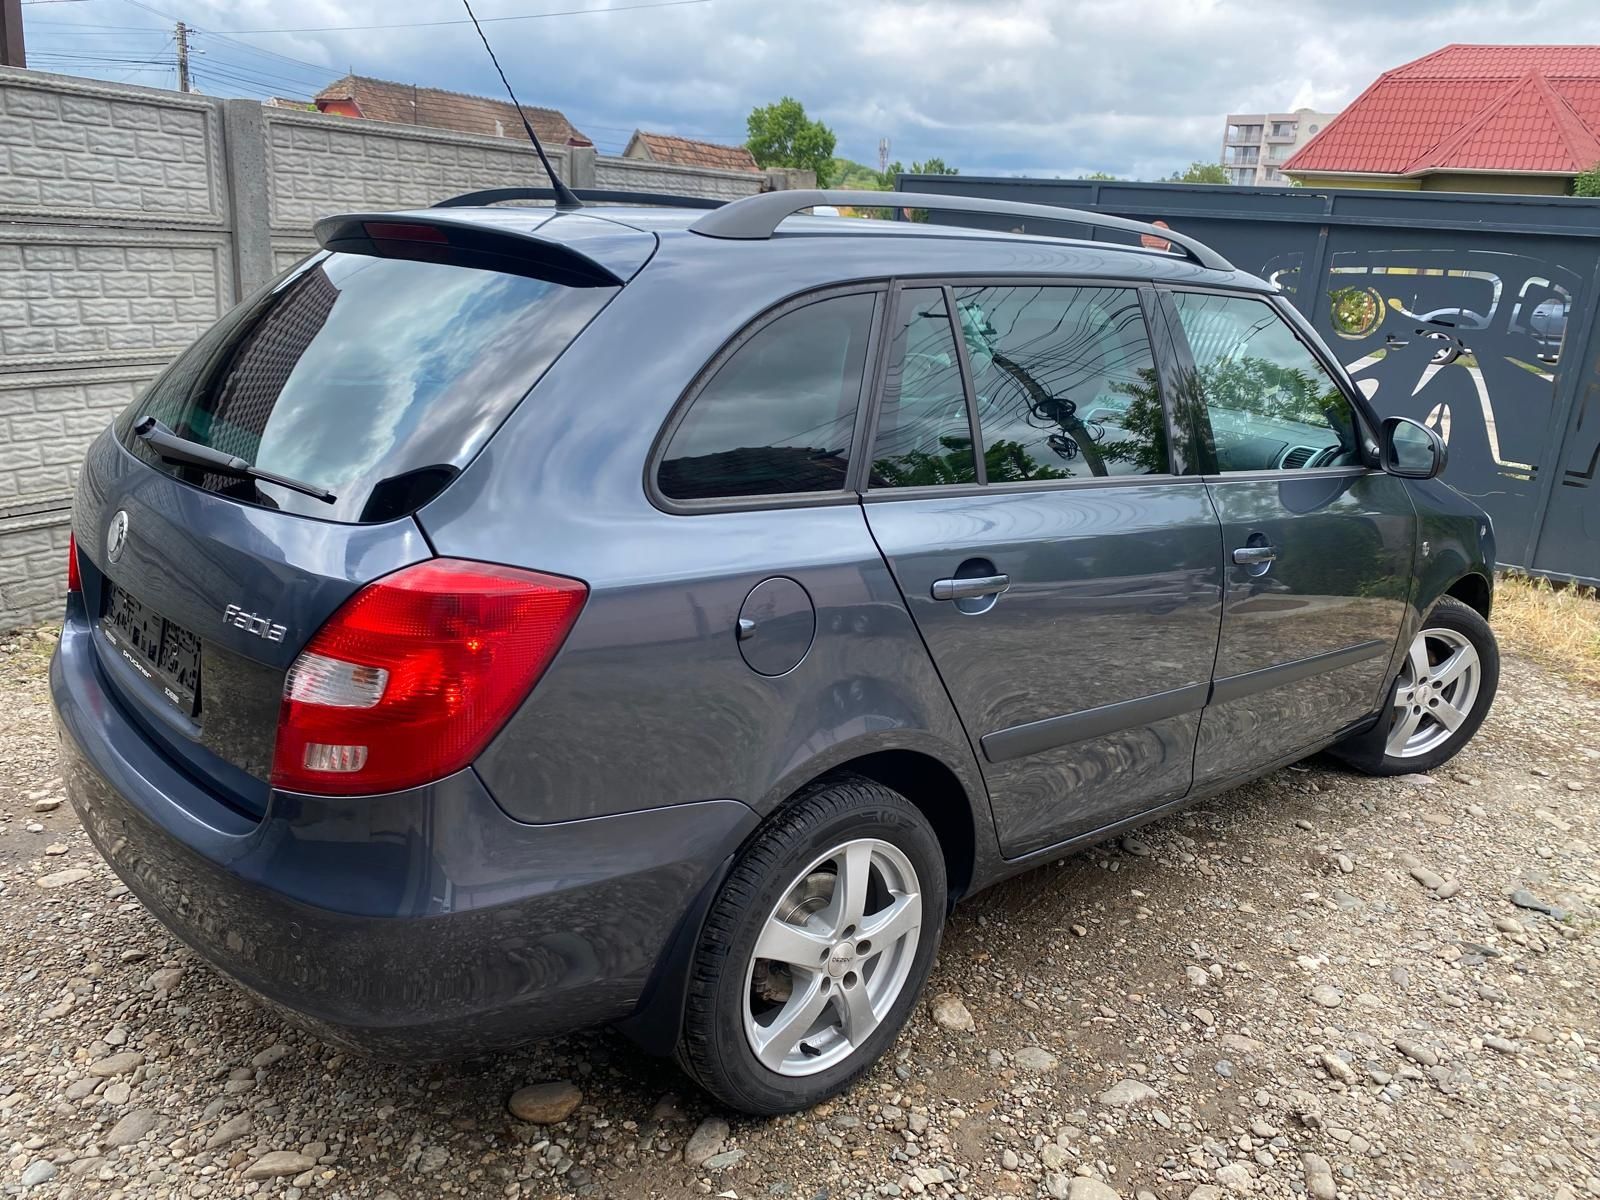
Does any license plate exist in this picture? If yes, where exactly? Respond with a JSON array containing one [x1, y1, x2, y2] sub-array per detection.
[[101, 583, 201, 716]]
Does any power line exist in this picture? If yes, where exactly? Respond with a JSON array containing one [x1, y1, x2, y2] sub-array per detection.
[[27, 20, 172, 29], [28, 52, 171, 63], [188, 59, 329, 94], [190, 68, 273, 99], [31, 23, 336, 85], [115, 30, 170, 79], [218, 0, 710, 35], [116, 0, 334, 77], [190, 32, 333, 84], [30, 25, 332, 95], [36, 0, 710, 138]]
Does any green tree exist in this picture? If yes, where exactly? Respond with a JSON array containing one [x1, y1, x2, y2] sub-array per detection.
[[1167, 161, 1231, 184], [1194, 355, 1350, 428], [882, 157, 959, 187], [746, 97, 837, 185], [1078, 171, 1119, 180], [1575, 161, 1600, 197], [872, 437, 1066, 488], [877, 158, 961, 221], [828, 157, 890, 191], [1099, 366, 1171, 475]]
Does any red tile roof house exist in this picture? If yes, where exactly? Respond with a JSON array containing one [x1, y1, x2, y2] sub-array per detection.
[[1283, 44, 1600, 194], [623, 130, 762, 174], [312, 74, 592, 147]]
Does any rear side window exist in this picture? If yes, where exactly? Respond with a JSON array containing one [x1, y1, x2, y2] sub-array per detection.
[[656, 292, 876, 501], [119, 253, 616, 523], [953, 284, 1168, 480], [871, 288, 978, 487]]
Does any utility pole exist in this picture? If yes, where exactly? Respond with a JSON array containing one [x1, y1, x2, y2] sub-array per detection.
[[175, 21, 190, 92], [1, 0, 26, 69], [878, 137, 890, 176]]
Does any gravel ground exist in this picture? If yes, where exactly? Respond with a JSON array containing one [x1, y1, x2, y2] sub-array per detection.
[[2, 625, 1596, 1200]]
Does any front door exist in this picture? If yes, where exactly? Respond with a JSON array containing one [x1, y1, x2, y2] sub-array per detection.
[[862, 282, 1224, 858], [1161, 289, 1415, 787]]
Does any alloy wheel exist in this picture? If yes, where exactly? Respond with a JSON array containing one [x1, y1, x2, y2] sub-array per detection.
[[1387, 625, 1481, 759], [742, 838, 922, 1077]]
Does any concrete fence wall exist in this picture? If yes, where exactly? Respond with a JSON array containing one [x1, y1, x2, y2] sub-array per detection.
[[0, 67, 771, 629]]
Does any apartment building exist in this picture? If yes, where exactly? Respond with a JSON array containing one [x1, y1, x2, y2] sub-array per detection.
[[1220, 108, 1339, 185]]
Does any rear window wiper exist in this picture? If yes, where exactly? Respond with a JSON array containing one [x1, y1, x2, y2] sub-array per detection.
[[133, 417, 336, 504]]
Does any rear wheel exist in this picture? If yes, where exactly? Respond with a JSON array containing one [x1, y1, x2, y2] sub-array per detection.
[[676, 776, 945, 1115], [1331, 596, 1499, 775]]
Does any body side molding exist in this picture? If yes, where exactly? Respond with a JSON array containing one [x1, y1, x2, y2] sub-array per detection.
[[1210, 639, 1389, 706], [981, 681, 1210, 764]]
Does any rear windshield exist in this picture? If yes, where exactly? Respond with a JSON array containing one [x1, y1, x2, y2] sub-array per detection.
[[117, 253, 616, 523]]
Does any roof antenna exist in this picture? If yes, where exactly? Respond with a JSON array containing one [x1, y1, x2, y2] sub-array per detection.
[[460, 0, 583, 210]]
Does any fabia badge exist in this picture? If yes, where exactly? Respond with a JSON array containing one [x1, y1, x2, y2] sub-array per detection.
[[106, 510, 130, 564], [224, 604, 287, 643]]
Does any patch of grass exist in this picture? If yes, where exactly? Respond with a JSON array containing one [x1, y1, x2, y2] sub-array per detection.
[[1493, 572, 1600, 688]]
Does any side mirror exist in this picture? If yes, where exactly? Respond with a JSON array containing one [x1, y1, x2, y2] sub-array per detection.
[[1380, 416, 1447, 479]]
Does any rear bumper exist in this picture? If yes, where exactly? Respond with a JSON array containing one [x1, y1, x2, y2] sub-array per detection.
[[50, 613, 757, 1057]]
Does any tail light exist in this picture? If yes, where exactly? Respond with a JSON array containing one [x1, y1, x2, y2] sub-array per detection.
[[271, 559, 587, 796], [67, 533, 81, 594]]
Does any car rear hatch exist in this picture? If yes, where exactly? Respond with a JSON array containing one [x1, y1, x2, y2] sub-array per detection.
[[71, 210, 651, 816]]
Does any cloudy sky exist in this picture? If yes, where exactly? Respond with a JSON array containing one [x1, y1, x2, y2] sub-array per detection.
[[22, 0, 1600, 178]]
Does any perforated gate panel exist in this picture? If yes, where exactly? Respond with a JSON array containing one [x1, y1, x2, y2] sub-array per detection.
[[912, 176, 1600, 584]]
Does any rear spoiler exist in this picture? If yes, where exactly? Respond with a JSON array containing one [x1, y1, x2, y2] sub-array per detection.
[[312, 211, 652, 288]]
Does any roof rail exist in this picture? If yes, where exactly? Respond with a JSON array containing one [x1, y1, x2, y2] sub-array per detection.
[[688, 189, 1234, 272], [434, 186, 726, 210]]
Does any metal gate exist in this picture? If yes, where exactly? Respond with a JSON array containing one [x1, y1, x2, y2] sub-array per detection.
[[901, 176, 1600, 585]]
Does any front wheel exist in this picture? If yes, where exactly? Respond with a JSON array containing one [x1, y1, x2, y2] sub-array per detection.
[[1331, 596, 1499, 775], [676, 776, 945, 1115]]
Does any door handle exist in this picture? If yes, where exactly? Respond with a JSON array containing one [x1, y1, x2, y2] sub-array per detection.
[[1232, 545, 1277, 566], [931, 574, 1010, 601]]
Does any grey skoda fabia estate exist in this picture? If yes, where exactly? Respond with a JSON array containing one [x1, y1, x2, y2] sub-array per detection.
[[53, 188, 1500, 1114]]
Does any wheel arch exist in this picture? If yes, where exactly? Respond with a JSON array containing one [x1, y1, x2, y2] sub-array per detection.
[[814, 748, 977, 903], [615, 736, 987, 1057], [753, 734, 986, 906], [1443, 571, 1492, 619]]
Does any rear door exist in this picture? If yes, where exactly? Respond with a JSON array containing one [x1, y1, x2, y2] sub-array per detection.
[[72, 240, 627, 813], [862, 281, 1224, 858], [1160, 289, 1415, 787]]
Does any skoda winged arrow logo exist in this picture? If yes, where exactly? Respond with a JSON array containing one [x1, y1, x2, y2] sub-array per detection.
[[105, 510, 129, 564]]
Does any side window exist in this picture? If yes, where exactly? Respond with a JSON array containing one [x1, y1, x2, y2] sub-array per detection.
[[657, 292, 875, 501], [870, 288, 979, 487], [953, 284, 1168, 480], [1170, 292, 1360, 472]]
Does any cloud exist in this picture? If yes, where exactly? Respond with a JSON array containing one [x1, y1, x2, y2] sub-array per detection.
[[24, 0, 1600, 178]]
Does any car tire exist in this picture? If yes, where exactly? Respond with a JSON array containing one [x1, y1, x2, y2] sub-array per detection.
[[676, 774, 946, 1115], [1330, 596, 1499, 776]]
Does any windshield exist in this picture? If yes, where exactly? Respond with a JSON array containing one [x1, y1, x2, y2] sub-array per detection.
[[118, 252, 616, 523]]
